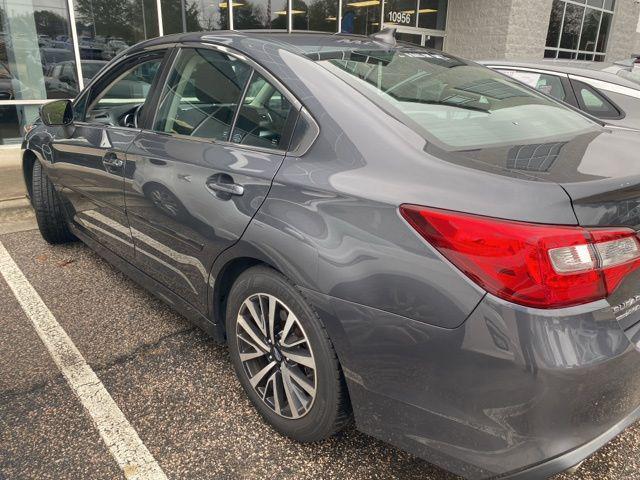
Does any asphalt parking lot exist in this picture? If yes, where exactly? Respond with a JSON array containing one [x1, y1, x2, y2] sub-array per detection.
[[1, 189, 640, 479]]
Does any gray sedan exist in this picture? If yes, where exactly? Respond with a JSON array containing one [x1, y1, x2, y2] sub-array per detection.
[[23, 31, 640, 480]]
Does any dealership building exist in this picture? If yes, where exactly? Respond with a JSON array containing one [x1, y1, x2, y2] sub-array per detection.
[[1, 0, 640, 145]]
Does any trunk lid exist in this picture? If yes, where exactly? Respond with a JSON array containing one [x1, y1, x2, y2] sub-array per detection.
[[447, 127, 640, 229]]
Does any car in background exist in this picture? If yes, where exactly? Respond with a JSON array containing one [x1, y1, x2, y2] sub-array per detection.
[[482, 60, 640, 131], [44, 60, 108, 98]]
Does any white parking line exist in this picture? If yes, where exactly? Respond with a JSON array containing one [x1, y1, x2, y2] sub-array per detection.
[[0, 241, 168, 480]]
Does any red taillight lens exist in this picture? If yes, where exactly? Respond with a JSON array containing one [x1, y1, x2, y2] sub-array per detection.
[[400, 205, 640, 309]]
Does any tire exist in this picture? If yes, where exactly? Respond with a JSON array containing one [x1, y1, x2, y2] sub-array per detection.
[[32, 161, 76, 244], [226, 265, 352, 442]]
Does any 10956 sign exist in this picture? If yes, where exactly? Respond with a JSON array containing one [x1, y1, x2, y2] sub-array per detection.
[[387, 10, 412, 24]]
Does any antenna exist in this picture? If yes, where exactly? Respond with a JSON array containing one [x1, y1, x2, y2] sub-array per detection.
[[369, 27, 397, 47]]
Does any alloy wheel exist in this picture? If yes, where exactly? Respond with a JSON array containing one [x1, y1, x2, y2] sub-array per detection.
[[235, 293, 317, 419]]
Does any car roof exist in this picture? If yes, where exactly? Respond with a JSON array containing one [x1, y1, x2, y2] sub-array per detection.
[[479, 59, 640, 90], [127, 30, 434, 61]]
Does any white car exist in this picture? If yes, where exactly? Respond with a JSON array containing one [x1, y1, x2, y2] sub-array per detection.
[[482, 59, 640, 131]]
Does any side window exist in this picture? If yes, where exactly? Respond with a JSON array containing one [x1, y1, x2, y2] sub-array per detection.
[[499, 69, 567, 101], [572, 80, 621, 119], [231, 73, 294, 150], [154, 49, 251, 141], [84, 56, 163, 125]]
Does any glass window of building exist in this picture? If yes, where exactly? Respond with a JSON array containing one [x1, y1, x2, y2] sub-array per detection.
[[0, 0, 78, 143], [292, 0, 338, 32], [545, 0, 615, 61], [232, 0, 288, 29], [161, 0, 227, 33], [416, 0, 446, 30], [73, 0, 159, 85], [341, 0, 380, 35]]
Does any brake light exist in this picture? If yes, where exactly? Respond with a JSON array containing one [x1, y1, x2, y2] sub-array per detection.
[[400, 205, 640, 309]]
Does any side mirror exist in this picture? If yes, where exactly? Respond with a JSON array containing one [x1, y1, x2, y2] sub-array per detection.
[[40, 99, 73, 126]]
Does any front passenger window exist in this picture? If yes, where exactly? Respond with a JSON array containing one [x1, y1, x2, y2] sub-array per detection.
[[85, 57, 163, 126]]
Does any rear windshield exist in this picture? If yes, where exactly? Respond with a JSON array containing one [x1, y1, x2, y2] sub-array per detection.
[[316, 49, 598, 150]]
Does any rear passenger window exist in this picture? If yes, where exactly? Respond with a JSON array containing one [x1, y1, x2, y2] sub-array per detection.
[[231, 73, 294, 150], [154, 49, 251, 140], [572, 80, 621, 119], [499, 70, 567, 101]]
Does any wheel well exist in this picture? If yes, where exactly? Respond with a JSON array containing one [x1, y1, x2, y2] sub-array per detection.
[[22, 150, 36, 201], [213, 257, 270, 335]]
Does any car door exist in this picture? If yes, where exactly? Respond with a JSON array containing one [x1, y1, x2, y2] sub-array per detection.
[[48, 50, 167, 260], [124, 46, 299, 311]]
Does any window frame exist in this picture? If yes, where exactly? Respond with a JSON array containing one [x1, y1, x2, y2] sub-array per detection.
[[149, 43, 307, 156]]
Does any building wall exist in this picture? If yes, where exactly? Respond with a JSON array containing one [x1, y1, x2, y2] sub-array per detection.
[[607, 0, 640, 61], [446, 0, 638, 62], [504, 0, 553, 60], [445, 0, 552, 60], [444, 0, 512, 59]]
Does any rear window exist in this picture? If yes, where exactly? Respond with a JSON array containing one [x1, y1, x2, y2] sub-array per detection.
[[316, 49, 597, 150]]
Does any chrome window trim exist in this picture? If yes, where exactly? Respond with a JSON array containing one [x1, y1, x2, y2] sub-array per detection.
[[569, 74, 640, 99], [485, 65, 570, 79]]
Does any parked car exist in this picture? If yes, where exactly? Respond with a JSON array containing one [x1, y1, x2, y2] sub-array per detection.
[[23, 31, 640, 480], [482, 60, 640, 130]]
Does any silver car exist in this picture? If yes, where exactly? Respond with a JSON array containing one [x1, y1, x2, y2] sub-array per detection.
[[483, 59, 640, 131]]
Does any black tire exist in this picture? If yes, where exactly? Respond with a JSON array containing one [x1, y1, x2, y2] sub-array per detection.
[[32, 161, 76, 244], [226, 265, 352, 442]]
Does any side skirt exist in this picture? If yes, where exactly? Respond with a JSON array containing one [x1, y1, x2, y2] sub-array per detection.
[[68, 222, 224, 342]]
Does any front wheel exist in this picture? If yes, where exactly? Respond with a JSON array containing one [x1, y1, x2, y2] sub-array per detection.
[[226, 266, 352, 442], [32, 161, 76, 244]]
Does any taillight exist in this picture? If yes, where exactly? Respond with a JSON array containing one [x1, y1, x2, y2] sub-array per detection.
[[400, 204, 640, 309]]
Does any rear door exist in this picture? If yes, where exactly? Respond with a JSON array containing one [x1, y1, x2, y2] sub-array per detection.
[[48, 50, 167, 259], [124, 46, 299, 311]]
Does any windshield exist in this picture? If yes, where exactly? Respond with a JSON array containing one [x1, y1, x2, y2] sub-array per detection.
[[317, 48, 597, 150]]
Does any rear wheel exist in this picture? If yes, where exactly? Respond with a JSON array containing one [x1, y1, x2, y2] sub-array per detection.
[[226, 266, 351, 442], [32, 161, 76, 244]]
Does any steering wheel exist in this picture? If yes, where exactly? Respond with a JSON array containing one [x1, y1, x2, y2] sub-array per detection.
[[120, 104, 144, 128]]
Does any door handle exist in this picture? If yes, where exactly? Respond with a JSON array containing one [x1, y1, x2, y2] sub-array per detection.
[[102, 152, 124, 169], [206, 174, 244, 196]]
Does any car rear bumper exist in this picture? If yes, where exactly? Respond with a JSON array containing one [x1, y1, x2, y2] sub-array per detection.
[[302, 288, 640, 479]]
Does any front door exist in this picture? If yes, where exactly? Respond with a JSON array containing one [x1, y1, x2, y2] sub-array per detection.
[[124, 47, 298, 311], [50, 51, 166, 259]]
